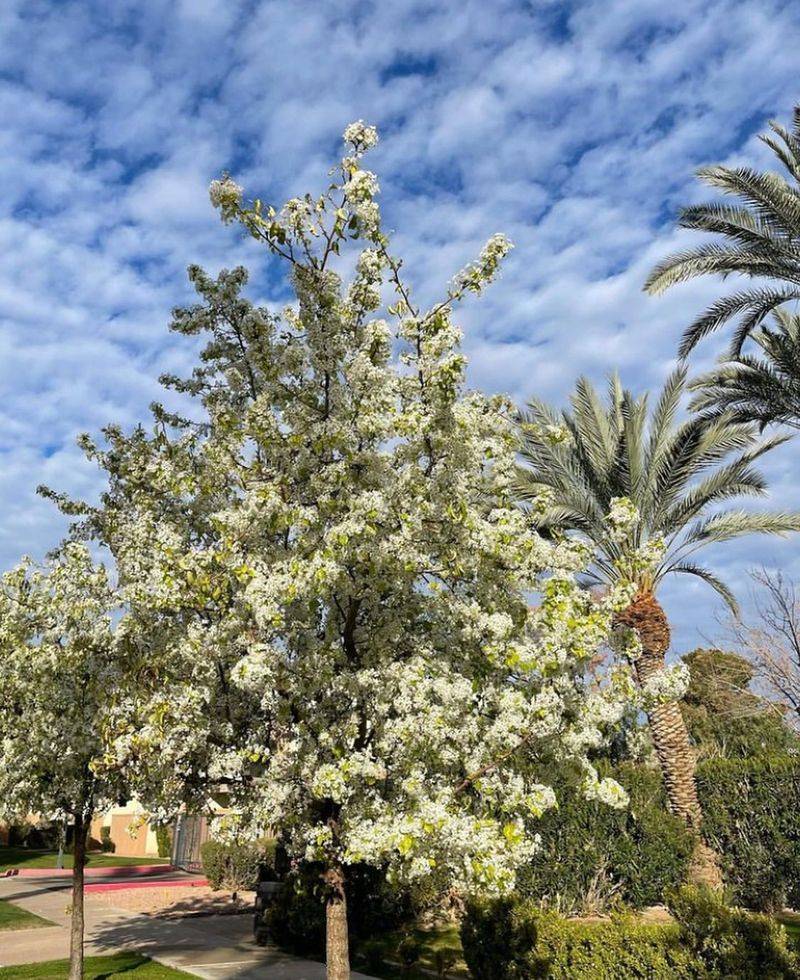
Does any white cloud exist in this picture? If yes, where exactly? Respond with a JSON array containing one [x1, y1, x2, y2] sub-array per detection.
[[2, 0, 800, 650]]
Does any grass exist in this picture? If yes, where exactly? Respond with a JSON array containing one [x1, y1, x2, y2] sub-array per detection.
[[0, 847, 170, 871], [352, 924, 468, 979], [0, 898, 53, 931], [0, 953, 193, 979], [779, 911, 800, 945]]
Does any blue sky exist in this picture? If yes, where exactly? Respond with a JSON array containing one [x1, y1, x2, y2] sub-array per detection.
[[2, 0, 800, 653]]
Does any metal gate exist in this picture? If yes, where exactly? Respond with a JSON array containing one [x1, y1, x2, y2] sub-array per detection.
[[171, 814, 210, 873]]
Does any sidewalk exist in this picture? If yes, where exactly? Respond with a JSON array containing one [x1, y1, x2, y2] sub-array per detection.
[[0, 875, 376, 979]]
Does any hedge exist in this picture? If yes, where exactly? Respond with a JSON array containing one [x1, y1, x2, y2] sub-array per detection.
[[697, 756, 800, 911], [461, 887, 799, 979], [516, 763, 694, 913]]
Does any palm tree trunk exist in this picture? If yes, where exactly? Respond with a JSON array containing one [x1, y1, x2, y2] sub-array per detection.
[[616, 590, 722, 887], [324, 862, 350, 980]]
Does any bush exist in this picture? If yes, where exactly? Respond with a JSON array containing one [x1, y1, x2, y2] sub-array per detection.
[[697, 756, 800, 911], [516, 763, 694, 913], [263, 862, 413, 956], [100, 826, 115, 853], [461, 891, 799, 979], [155, 825, 172, 859], [200, 838, 276, 892], [461, 900, 694, 978], [668, 884, 799, 979]]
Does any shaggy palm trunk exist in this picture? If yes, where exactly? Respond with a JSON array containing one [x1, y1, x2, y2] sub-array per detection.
[[68, 813, 87, 980], [616, 591, 722, 888], [324, 863, 350, 980]]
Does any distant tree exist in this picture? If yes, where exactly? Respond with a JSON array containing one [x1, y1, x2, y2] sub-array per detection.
[[0, 545, 124, 980], [689, 309, 800, 432], [725, 568, 800, 727], [516, 369, 800, 884], [645, 104, 800, 359], [680, 647, 796, 760]]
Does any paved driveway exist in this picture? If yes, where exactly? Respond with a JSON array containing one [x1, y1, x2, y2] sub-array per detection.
[[0, 875, 376, 979]]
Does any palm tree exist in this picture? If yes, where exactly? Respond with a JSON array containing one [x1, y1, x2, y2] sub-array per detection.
[[690, 308, 800, 430], [644, 105, 800, 359], [515, 369, 799, 880]]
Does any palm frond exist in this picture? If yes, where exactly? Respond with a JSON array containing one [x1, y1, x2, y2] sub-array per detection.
[[516, 371, 798, 609], [662, 561, 739, 614], [645, 104, 800, 360]]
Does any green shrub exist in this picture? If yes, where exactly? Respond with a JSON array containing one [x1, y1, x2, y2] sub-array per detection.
[[99, 826, 115, 853], [461, 893, 799, 979], [200, 838, 275, 892], [517, 763, 694, 913], [155, 825, 172, 859], [697, 757, 800, 911], [461, 900, 694, 978], [668, 884, 799, 979], [263, 862, 413, 955]]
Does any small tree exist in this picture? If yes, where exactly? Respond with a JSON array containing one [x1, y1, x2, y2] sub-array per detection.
[[726, 568, 800, 728], [681, 647, 797, 760], [0, 544, 123, 980], [49, 123, 638, 979]]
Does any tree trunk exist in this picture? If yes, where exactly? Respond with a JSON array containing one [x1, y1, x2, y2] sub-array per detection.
[[68, 813, 88, 980], [324, 863, 350, 980], [615, 590, 722, 888]]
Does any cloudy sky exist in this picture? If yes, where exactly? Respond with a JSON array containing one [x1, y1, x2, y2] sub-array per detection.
[[2, 0, 800, 653]]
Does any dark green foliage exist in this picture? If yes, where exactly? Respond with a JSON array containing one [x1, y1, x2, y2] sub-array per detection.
[[431, 947, 458, 978], [461, 892, 799, 979], [461, 901, 695, 979], [461, 899, 548, 979], [155, 825, 172, 859], [99, 826, 115, 853], [668, 884, 799, 978], [200, 838, 275, 892], [682, 647, 797, 760], [516, 764, 694, 913], [644, 105, 800, 359], [691, 310, 800, 431], [697, 757, 800, 910], [397, 934, 423, 974], [263, 862, 413, 955]]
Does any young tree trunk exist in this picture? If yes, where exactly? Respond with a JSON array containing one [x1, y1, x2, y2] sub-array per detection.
[[68, 813, 88, 980], [615, 590, 722, 888], [324, 863, 350, 980]]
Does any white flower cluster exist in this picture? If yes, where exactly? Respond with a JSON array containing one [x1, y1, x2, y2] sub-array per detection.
[[451, 233, 513, 296], [208, 175, 243, 223], [608, 496, 639, 542], [642, 662, 691, 704], [343, 120, 379, 154]]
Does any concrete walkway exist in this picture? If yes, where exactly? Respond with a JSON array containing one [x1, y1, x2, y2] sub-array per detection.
[[0, 874, 376, 978]]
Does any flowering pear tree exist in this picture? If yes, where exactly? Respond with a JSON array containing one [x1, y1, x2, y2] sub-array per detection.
[[49, 124, 638, 979], [0, 544, 124, 980]]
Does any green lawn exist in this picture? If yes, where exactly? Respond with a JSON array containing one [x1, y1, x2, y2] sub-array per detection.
[[0, 953, 192, 979], [0, 847, 170, 871], [0, 899, 53, 931]]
